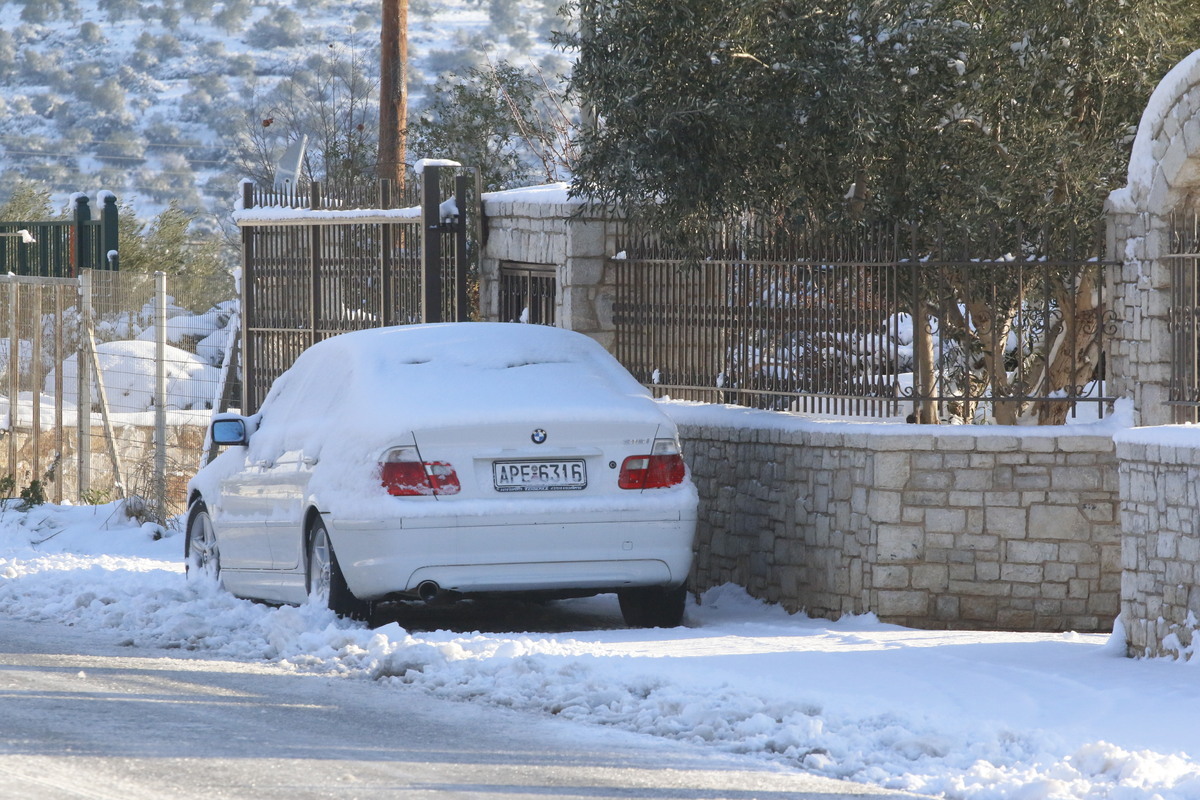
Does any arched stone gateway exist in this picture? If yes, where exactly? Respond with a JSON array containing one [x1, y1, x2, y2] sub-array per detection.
[[1111, 50, 1200, 660], [1108, 49, 1200, 425]]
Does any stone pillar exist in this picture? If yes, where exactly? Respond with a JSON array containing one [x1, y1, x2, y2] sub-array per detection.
[[1107, 49, 1200, 425], [478, 185, 621, 353]]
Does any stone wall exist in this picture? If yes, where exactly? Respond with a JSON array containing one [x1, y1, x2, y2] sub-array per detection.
[[676, 411, 1121, 632], [1116, 429, 1200, 659], [6, 421, 205, 511]]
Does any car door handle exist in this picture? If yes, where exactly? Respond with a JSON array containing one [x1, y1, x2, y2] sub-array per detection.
[[302, 456, 319, 466]]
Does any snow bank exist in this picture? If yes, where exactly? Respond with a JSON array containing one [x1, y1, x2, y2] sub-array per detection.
[[0, 503, 1197, 799]]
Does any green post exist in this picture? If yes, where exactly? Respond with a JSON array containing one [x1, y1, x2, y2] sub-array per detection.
[[101, 193, 119, 271], [73, 195, 92, 276]]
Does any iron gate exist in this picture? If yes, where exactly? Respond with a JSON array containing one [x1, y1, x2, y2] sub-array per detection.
[[236, 167, 474, 413], [498, 262, 557, 325], [1168, 210, 1200, 422]]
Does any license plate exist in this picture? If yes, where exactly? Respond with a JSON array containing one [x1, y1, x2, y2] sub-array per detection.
[[493, 459, 587, 492]]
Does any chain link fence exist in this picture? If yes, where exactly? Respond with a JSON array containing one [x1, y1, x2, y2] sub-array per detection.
[[0, 269, 237, 524]]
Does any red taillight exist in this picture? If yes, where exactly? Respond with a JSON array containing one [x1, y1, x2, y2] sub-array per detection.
[[380, 447, 461, 496], [619, 439, 686, 490]]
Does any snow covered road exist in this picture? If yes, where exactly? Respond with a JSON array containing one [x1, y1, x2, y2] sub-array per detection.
[[0, 617, 909, 800], [1, 502, 1199, 799]]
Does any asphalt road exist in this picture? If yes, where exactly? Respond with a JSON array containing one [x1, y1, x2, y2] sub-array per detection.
[[0, 617, 927, 800]]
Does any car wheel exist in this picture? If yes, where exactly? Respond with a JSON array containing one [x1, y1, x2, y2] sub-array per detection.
[[618, 584, 687, 628], [307, 517, 370, 621], [185, 503, 221, 585]]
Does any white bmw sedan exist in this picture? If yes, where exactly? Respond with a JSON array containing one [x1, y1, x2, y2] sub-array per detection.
[[185, 323, 698, 627]]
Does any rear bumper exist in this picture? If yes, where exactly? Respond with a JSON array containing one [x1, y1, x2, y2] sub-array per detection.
[[327, 508, 696, 600]]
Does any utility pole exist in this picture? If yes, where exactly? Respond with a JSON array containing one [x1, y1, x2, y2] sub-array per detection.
[[379, 0, 408, 190]]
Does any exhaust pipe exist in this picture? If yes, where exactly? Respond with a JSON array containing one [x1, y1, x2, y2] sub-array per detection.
[[416, 580, 441, 603]]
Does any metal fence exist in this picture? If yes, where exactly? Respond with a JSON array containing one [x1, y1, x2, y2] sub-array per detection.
[[237, 167, 474, 413], [0, 270, 236, 520], [1168, 210, 1200, 422], [498, 262, 557, 325], [614, 219, 1116, 423]]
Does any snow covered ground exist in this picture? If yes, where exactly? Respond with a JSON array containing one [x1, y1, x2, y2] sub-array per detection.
[[1, 502, 1197, 800]]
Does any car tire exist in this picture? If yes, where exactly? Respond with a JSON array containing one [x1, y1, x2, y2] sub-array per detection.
[[185, 502, 221, 585], [618, 584, 687, 628], [307, 517, 370, 621]]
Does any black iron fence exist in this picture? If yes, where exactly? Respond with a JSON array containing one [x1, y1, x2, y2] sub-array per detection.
[[614, 219, 1116, 423], [0, 193, 119, 277], [498, 262, 557, 325], [236, 167, 475, 413]]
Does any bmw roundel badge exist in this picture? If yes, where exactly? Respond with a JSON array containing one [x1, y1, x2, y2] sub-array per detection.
[[531, 428, 548, 444]]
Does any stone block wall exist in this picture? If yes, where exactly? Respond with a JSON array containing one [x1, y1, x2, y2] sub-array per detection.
[[677, 414, 1121, 632], [1116, 430, 1200, 659], [7, 421, 206, 511]]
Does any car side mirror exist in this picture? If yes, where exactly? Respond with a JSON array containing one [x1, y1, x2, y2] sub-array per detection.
[[211, 417, 249, 447]]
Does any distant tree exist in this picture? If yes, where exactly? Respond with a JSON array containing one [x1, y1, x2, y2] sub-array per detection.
[[130, 32, 159, 70], [155, 34, 183, 61], [159, 1, 182, 30], [182, 0, 211, 23], [488, 0, 521, 36], [97, 0, 138, 22], [19, 0, 63, 24], [0, 30, 17, 80], [214, 0, 252, 34], [113, 201, 234, 312], [0, 181, 55, 220], [246, 8, 305, 49], [78, 21, 104, 45], [409, 61, 575, 190]]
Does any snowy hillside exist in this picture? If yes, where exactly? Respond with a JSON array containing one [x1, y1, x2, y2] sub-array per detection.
[[0, 0, 566, 220]]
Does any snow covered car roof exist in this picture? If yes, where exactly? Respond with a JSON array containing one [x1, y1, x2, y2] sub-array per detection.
[[256, 322, 659, 435]]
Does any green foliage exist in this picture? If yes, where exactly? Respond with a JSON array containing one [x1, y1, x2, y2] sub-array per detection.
[[565, 0, 1200, 241], [0, 180, 56, 220], [18, 479, 45, 509], [114, 201, 234, 313], [409, 62, 575, 191], [80, 487, 111, 505], [0, 475, 47, 512]]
